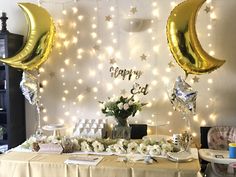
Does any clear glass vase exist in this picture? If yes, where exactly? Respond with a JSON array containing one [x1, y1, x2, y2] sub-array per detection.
[[112, 117, 131, 139], [115, 117, 128, 127]]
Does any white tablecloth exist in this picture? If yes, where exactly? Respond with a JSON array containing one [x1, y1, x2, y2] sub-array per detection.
[[0, 150, 201, 177]]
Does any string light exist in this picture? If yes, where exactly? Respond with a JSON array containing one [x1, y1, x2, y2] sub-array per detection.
[[38, 0, 219, 140]]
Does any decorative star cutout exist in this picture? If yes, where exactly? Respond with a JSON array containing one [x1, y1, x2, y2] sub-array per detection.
[[93, 44, 100, 51], [105, 15, 112, 21], [140, 54, 147, 61], [204, 6, 211, 13], [168, 61, 175, 68], [130, 7, 138, 14], [109, 58, 116, 64], [85, 86, 91, 93], [49, 71, 56, 78], [120, 89, 126, 95], [192, 76, 200, 83]]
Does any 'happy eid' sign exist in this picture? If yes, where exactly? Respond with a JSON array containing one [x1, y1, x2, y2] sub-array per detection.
[[131, 83, 148, 95], [109, 66, 149, 96], [110, 66, 142, 80]]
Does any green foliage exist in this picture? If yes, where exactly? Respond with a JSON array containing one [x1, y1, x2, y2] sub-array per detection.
[[100, 95, 147, 119]]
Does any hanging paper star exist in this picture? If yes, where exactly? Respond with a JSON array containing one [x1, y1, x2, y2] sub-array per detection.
[[192, 76, 200, 83], [49, 71, 56, 78], [109, 58, 116, 64], [93, 44, 100, 51], [105, 15, 112, 21], [168, 61, 175, 68], [130, 7, 138, 14], [85, 86, 91, 93], [120, 89, 127, 95], [140, 54, 147, 61], [204, 6, 211, 13]]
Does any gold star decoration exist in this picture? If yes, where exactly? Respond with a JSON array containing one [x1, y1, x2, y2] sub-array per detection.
[[192, 76, 200, 83], [168, 61, 175, 68], [204, 6, 211, 13], [109, 58, 116, 64], [140, 54, 147, 61], [120, 89, 126, 95], [85, 86, 91, 93], [49, 71, 56, 78], [130, 7, 138, 14], [93, 44, 100, 51], [105, 15, 112, 21]]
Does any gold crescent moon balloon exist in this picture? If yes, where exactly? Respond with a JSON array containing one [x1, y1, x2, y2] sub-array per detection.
[[0, 3, 56, 70], [166, 0, 225, 75]]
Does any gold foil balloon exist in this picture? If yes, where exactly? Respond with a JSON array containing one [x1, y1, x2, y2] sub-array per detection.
[[0, 3, 56, 70], [166, 0, 225, 75]]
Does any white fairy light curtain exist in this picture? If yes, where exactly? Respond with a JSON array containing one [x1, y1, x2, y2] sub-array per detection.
[[37, 0, 221, 139]]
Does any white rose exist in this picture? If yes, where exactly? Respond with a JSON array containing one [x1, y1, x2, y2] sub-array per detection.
[[161, 143, 173, 152], [92, 141, 105, 152], [114, 144, 126, 154], [81, 141, 92, 152], [101, 103, 106, 109], [28, 136, 37, 144], [117, 103, 123, 110], [110, 95, 117, 102], [127, 142, 138, 154], [161, 149, 167, 156], [137, 143, 148, 155], [128, 100, 134, 105], [106, 145, 115, 153], [118, 139, 129, 146], [148, 145, 161, 156], [123, 103, 129, 110]]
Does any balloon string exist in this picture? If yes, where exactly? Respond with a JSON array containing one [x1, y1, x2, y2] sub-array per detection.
[[35, 70, 43, 137], [37, 0, 41, 6], [36, 70, 41, 130], [36, 101, 41, 130], [184, 72, 188, 80]]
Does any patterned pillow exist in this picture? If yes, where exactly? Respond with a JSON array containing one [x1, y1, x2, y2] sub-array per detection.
[[207, 126, 236, 176], [207, 126, 236, 150]]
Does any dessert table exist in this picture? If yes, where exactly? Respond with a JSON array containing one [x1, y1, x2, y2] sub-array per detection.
[[0, 150, 201, 177]]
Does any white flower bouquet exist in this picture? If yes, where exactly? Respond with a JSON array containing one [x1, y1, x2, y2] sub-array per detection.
[[21, 136, 174, 156], [100, 95, 146, 126]]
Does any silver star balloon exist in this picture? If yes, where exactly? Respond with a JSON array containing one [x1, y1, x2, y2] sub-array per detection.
[[170, 76, 197, 115], [20, 71, 39, 105]]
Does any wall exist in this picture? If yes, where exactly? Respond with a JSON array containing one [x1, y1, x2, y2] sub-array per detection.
[[2, 0, 236, 144]]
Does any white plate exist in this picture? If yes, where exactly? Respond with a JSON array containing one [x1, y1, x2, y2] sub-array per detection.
[[167, 151, 193, 162], [42, 124, 64, 131]]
